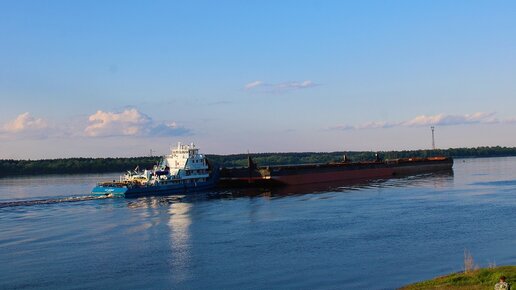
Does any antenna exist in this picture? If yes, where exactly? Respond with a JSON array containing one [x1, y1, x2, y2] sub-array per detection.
[[431, 126, 435, 150]]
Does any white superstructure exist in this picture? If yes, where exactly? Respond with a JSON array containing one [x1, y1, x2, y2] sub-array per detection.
[[122, 142, 210, 185], [162, 142, 209, 179]]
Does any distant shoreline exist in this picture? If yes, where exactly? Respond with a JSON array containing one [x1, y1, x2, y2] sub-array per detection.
[[1, 146, 516, 178]]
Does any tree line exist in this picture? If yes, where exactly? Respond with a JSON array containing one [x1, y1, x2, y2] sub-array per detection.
[[1, 146, 516, 177]]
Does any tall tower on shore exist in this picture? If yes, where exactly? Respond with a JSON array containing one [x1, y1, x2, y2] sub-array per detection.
[[431, 126, 435, 150]]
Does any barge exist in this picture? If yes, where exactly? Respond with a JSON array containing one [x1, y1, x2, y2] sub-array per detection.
[[91, 142, 453, 197], [219, 156, 453, 187]]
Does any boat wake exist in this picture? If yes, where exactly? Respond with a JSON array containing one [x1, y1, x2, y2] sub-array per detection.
[[0, 195, 112, 208]]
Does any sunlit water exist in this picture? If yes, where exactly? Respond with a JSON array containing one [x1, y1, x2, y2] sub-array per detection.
[[1, 158, 516, 289]]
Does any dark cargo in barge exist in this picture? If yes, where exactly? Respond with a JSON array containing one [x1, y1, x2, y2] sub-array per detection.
[[219, 156, 453, 187]]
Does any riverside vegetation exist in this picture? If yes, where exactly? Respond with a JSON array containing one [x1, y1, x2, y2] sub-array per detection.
[[1, 146, 516, 177], [400, 266, 516, 289], [401, 251, 515, 289]]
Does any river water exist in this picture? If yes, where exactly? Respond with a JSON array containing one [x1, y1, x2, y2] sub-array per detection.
[[1, 157, 515, 289]]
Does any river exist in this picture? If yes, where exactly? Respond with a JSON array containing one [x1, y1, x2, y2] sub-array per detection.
[[1, 157, 515, 289]]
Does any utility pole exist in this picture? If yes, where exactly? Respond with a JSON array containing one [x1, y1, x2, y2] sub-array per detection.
[[431, 126, 435, 150]]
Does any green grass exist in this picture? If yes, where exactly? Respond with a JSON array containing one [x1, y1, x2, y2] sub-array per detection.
[[400, 266, 516, 289]]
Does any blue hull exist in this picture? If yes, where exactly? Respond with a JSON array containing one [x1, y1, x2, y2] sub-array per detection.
[[91, 180, 217, 198], [92, 169, 220, 198], [91, 186, 128, 197]]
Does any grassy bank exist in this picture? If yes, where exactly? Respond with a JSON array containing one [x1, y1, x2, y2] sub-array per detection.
[[401, 266, 516, 289]]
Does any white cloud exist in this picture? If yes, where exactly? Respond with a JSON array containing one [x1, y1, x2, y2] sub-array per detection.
[[244, 80, 263, 90], [505, 117, 516, 124], [84, 109, 151, 137], [148, 122, 190, 137], [0, 112, 51, 139], [328, 124, 355, 131], [275, 80, 317, 90], [402, 112, 498, 127], [2, 112, 48, 133], [330, 112, 511, 131], [357, 121, 396, 129], [84, 108, 189, 137], [244, 80, 319, 93]]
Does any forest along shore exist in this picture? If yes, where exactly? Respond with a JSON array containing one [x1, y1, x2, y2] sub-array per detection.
[[1, 146, 516, 177]]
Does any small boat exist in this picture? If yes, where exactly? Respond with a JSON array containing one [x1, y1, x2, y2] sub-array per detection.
[[91, 143, 219, 197]]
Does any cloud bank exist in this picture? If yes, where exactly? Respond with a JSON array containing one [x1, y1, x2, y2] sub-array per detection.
[[330, 112, 508, 131], [244, 80, 319, 93], [0, 109, 189, 139]]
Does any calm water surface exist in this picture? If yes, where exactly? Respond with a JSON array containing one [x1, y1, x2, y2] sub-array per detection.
[[1, 157, 516, 289]]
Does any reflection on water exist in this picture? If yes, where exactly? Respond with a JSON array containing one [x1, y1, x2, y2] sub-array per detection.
[[126, 196, 184, 209], [168, 201, 192, 282], [122, 196, 193, 283]]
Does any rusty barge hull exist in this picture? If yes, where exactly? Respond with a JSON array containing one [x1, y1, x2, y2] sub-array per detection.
[[219, 157, 453, 186]]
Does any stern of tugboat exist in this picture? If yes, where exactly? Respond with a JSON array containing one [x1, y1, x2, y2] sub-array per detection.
[[91, 185, 128, 198]]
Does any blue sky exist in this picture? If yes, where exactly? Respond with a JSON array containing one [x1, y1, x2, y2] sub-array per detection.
[[1, 1, 515, 158]]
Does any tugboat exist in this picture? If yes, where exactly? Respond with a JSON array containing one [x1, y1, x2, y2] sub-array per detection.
[[91, 142, 219, 197]]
